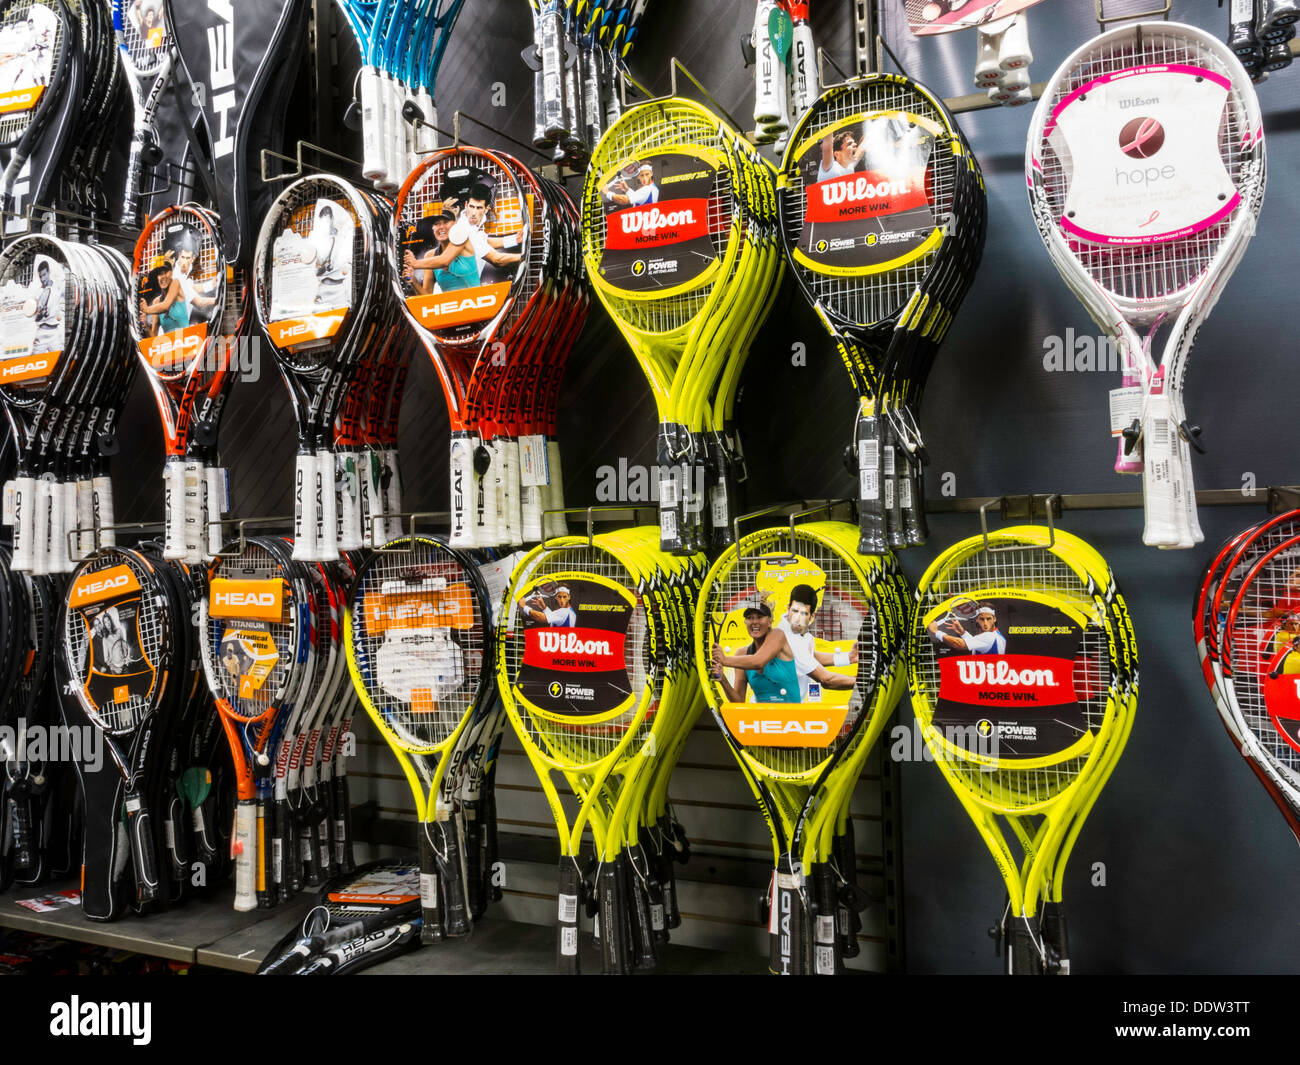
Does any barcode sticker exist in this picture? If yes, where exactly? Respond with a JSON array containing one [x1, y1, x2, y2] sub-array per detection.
[[1108, 386, 1142, 437], [3, 481, 13, 525], [858, 441, 879, 470], [519, 435, 549, 486], [883, 447, 896, 476], [1151, 418, 1170, 447], [817, 915, 835, 941], [272, 839, 282, 880], [558, 892, 578, 924], [710, 485, 727, 527], [650, 903, 665, 930], [659, 508, 678, 540], [420, 873, 438, 908], [815, 946, 835, 974], [860, 468, 879, 501], [899, 478, 912, 509], [560, 926, 578, 956], [885, 480, 895, 511], [658, 477, 679, 507]]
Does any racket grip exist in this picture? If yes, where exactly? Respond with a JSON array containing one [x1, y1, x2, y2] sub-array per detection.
[[544, 439, 568, 539], [121, 130, 149, 227], [381, 447, 403, 542], [627, 844, 661, 967], [75, 478, 95, 560], [901, 460, 928, 547], [752, 0, 787, 128], [598, 857, 628, 975], [656, 426, 686, 553], [46, 479, 70, 574], [602, 47, 622, 129], [1005, 924, 1044, 975], [183, 460, 206, 564], [293, 451, 321, 561], [9, 476, 37, 572], [998, 12, 1032, 69], [359, 67, 386, 183], [414, 87, 438, 155], [582, 42, 603, 150], [9, 793, 36, 871], [317, 449, 339, 560], [539, 6, 567, 139], [1040, 901, 1070, 975], [883, 428, 904, 551], [333, 771, 355, 873], [974, 25, 1002, 85], [481, 440, 504, 548], [205, 466, 227, 557], [272, 797, 288, 896], [1140, 393, 1184, 547], [438, 819, 471, 937], [336, 451, 362, 551], [768, 867, 806, 974], [192, 792, 219, 866], [448, 434, 477, 549], [418, 826, 444, 944], [381, 73, 402, 189], [502, 438, 523, 547], [57, 480, 77, 570], [166, 792, 190, 881], [556, 858, 581, 973], [532, 59, 553, 149], [256, 797, 277, 908], [789, 17, 816, 120], [811, 862, 842, 975], [855, 413, 886, 555], [125, 794, 160, 905], [93, 474, 115, 547]]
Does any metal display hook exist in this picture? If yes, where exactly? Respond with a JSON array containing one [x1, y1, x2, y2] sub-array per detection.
[[66, 521, 167, 559], [373, 511, 451, 553], [1095, 0, 1170, 29], [617, 57, 746, 134], [978, 494, 1060, 554], [259, 141, 387, 193], [540, 505, 657, 549], [204, 515, 295, 557]]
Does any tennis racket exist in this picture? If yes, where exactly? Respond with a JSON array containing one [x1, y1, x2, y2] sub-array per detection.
[[112, 0, 172, 226], [1027, 22, 1266, 548]]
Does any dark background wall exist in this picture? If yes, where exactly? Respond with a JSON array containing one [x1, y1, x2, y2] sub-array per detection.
[[110, 0, 1300, 972]]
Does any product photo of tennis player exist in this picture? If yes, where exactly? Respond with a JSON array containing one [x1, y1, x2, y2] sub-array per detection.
[[26, 255, 63, 355], [91, 606, 137, 675], [604, 162, 660, 206], [519, 584, 578, 627], [713, 586, 857, 703], [817, 128, 867, 182], [0, 4, 55, 95], [403, 204, 468, 294], [311, 201, 353, 309], [928, 602, 1007, 655]]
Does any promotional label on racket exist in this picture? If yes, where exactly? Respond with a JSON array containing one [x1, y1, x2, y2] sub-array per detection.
[[1044, 65, 1241, 246], [266, 198, 357, 349], [0, 250, 64, 385], [790, 114, 943, 274], [396, 162, 526, 338], [0, 2, 58, 117], [924, 595, 1093, 761], [594, 150, 721, 292], [512, 571, 635, 717]]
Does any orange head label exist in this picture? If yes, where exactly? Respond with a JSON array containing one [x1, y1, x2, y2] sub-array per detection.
[[69, 564, 142, 608], [407, 281, 509, 330], [266, 308, 346, 349], [719, 703, 848, 748], [210, 579, 285, 621], [0, 351, 59, 384], [0, 85, 44, 115], [139, 323, 208, 369], [362, 583, 475, 632]]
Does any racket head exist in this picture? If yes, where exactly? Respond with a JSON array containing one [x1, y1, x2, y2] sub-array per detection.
[[111, 0, 169, 76], [1026, 20, 1265, 322], [346, 535, 493, 757], [0, 234, 71, 401], [0, 0, 70, 149], [63, 547, 172, 734], [695, 523, 887, 783]]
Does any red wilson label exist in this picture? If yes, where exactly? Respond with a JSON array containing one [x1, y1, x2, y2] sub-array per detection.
[[1264, 668, 1300, 755], [937, 655, 1078, 708], [604, 199, 709, 251], [804, 170, 928, 224], [522, 627, 626, 672]]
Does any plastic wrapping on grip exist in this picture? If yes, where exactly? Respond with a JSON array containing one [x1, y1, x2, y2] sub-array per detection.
[[126, 797, 160, 904], [336, 451, 363, 551], [92, 475, 115, 547], [292, 452, 320, 561], [233, 801, 257, 912], [359, 68, 385, 183], [1140, 394, 1183, 547], [75, 479, 95, 560], [182, 459, 206, 564], [448, 435, 478, 549]]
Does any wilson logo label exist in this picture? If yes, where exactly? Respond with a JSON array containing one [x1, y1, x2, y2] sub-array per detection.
[[70, 565, 141, 607], [209, 579, 284, 621], [720, 704, 848, 748], [937, 655, 1077, 707], [805, 170, 927, 223], [605, 200, 708, 250], [522, 627, 625, 672], [408, 281, 509, 329]]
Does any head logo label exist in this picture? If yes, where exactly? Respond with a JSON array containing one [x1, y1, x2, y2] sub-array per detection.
[[70, 565, 141, 607], [210, 579, 285, 621]]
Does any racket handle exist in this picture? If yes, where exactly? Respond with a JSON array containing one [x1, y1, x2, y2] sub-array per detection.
[[901, 459, 928, 547], [46, 479, 70, 574], [332, 770, 354, 873], [57, 480, 77, 571], [125, 793, 160, 905], [855, 413, 886, 555], [381, 447, 403, 542], [121, 130, 150, 228], [192, 790, 219, 866], [272, 796, 288, 896], [205, 466, 227, 557], [1140, 392, 1184, 547], [539, 4, 567, 140], [562, 33, 585, 155], [998, 12, 1031, 69], [582, 41, 603, 150], [1040, 901, 1070, 975], [300, 819, 319, 887], [626, 844, 660, 968], [75, 478, 95, 560], [556, 858, 581, 973], [233, 803, 257, 910], [501, 438, 523, 547], [448, 434, 477, 549], [414, 87, 438, 156], [769, 867, 806, 974], [256, 797, 277, 908], [418, 826, 445, 944], [359, 67, 386, 183], [381, 73, 402, 189], [521, 482, 544, 543], [481, 440, 504, 548], [438, 818, 471, 937], [9, 792, 36, 870], [183, 460, 206, 563], [93, 474, 115, 547], [598, 856, 629, 974], [531, 52, 553, 148], [1230, 0, 1260, 53], [166, 793, 191, 882], [974, 24, 1002, 85], [789, 11, 816, 121], [293, 451, 321, 561], [752, 0, 788, 128], [544, 439, 568, 539], [656, 426, 686, 553], [1005, 924, 1044, 975], [602, 47, 622, 129], [9, 477, 36, 572], [317, 449, 339, 560], [338, 451, 364, 551], [883, 426, 904, 551], [811, 861, 843, 975]]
